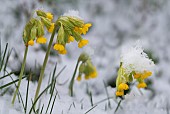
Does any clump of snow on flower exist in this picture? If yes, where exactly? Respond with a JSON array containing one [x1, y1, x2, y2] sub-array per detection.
[[120, 41, 155, 74], [63, 10, 82, 19]]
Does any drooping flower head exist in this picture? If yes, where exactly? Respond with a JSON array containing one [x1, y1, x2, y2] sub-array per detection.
[[23, 10, 55, 46], [115, 42, 155, 96], [76, 53, 97, 81], [53, 10, 92, 54]]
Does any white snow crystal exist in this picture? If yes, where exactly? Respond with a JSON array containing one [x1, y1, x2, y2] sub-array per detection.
[[63, 10, 82, 19], [121, 41, 155, 74]]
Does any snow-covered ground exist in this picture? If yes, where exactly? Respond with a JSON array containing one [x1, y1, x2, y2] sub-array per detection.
[[0, 0, 170, 114]]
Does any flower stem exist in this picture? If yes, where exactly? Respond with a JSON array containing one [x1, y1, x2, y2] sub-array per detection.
[[69, 60, 79, 96], [34, 25, 57, 103], [12, 46, 28, 104]]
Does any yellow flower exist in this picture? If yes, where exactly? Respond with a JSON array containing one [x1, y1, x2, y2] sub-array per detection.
[[58, 49, 67, 55], [76, 76, 82, 81], [118, 83, 129, 91], [68, 36, 74, 43], [74, 27, 79, 32], [46, 12, 53, 21], [89, 70, 98, 78], [53, 44, 65, 52], [48, 23, 55, 33], [134, 73, 141, 79], [137, 82, 147, 88], [74, 27, 83, 34], [36, 36, 47, 44], [141, 71, 152, 79], [82, 23, 92, 35], [84, 75, 90, 80], [78, 39, 89, 48], [28, 39, 34, 46], [116, 91, 124, 96]]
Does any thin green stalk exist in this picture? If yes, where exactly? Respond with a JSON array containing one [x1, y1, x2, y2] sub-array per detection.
[[0, 76, 27, 89], [103, 80, 111, 109], [34, 25, 57, 103], [25, 72, 31, 113], [12, 46, 28, 104], [114, 100, 122, 113], [69, 60, 80, 96], [0, 43, 8, 71], [29, 84, 52, 114], [49, 91, 57, 114]]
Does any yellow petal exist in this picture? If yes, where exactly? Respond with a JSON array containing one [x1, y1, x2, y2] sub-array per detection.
[[46, 12, 53, 20], [48, 23, 55, 33], [28, 39, 34, 46], [137, 82, 147, 88], [53, 44, 65, 51], [116, 91, 124, 96], [78, 39, 89, 48], [58, 49, 67, 55], [68, 36, 74, 43], [85, 23, 92, 27], [36, 36, 47, 44], [76, 76, 82, 81], [89, 71, 98, 78], [118, 83, 129, 91]]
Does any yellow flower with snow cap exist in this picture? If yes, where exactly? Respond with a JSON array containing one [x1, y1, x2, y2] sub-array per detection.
[[115, 43, 155, 97]]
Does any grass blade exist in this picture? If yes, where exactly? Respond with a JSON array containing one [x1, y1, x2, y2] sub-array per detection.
[[49, 90, 58, 114], [29, 84, 52, 114], [46, 64, 57, 114], [3, 48, 13, 72], [9, 75, 25, 112], [0, 43, 8, 71], [25, 72, 31, 113], [40, 104, 44, 114], [0, 75, 27, 89], [103, 80, 111, 109], [114, 100, 122, 113], [0, 72, 14, 80], [84, 105, 97, 114], [50, 63, 57, 94]]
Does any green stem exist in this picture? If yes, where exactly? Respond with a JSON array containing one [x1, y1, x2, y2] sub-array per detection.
[[69, 60, 79, 96], [12, 46, 28, 104], [34, 25, 57, 103]]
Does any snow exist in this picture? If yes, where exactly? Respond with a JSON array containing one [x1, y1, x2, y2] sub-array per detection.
[[121, 41, 155, 74], [63, 10, 82, 19], [0, 0, 170, 114]]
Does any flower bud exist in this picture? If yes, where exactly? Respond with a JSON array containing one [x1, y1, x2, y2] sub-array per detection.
[[40, 16, 52, 30], [57, 24, 65, 45], [36, 10, 47, 17], [36, 20, 44, 37], [67, 17, 84, 27], [30, 25, 37, 40], [78, 53, 89, 62]]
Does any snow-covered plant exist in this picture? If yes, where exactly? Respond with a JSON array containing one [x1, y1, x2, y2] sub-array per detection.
[[116, 43, 155, 96]]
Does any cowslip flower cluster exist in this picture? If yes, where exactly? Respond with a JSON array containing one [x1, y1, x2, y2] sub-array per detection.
[[23, 10, 54, 46], [76, 53, 97, 81], [53, 10, 92, 54], [116, 43, 155, 96]]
